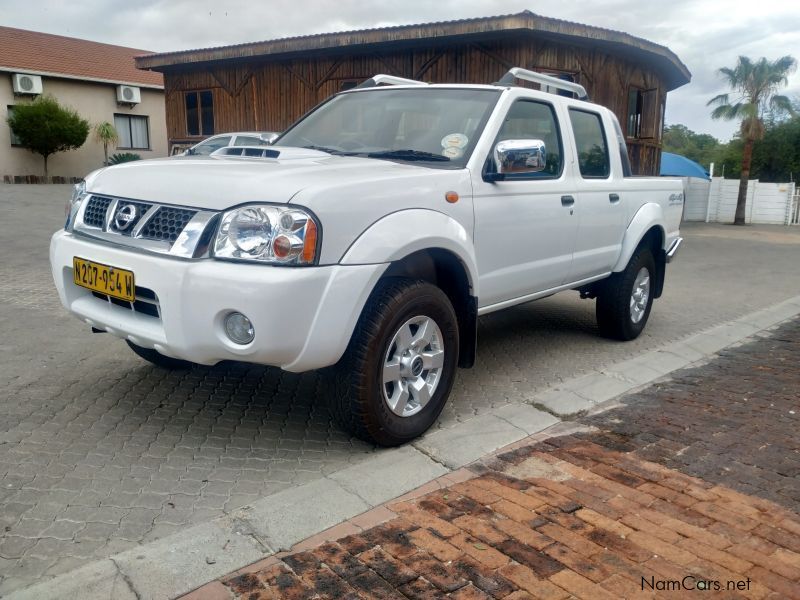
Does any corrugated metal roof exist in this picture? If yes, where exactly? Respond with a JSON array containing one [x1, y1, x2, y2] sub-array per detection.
[[0, 26, 163, 88], [135, 11, 690, 89]]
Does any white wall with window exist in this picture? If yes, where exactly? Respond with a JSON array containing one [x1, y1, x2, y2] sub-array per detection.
[[1, 76, 167, 179]]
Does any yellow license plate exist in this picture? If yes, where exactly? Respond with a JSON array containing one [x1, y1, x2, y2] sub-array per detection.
[[73, 257, 135, 302]]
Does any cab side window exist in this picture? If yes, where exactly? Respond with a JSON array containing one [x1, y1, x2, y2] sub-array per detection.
[[494, 100, 563, 178], [568, 109, 610, 178]]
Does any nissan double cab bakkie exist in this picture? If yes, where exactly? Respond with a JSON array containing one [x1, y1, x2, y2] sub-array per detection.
[[51, 68, 684, 446]]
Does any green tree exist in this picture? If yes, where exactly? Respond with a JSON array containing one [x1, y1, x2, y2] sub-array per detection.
[[662, 124, 721, 169], [749, 117, 800, 182], [708, 55, 797, 224], [94, 121, 118, 166], [712, 137, 743, 179], [6, 95, 89, 177]]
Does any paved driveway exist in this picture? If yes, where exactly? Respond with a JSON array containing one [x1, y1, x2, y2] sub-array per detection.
[[218, 318, 800, 600], [1, 183, 800, 594]]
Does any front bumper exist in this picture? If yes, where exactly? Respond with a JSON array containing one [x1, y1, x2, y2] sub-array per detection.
[[50, 231, 386, 371]]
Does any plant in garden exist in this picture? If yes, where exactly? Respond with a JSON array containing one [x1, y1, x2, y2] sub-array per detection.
[[108, 152, 142, 165], [94, 121, 119, 166], [6, 95, 89, 177]]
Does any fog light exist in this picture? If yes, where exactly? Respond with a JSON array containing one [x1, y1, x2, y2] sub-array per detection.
[[224, 312, 254, 345]]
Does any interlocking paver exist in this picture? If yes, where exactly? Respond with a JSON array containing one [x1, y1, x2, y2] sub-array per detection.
[[3, 186, 800, 594], [198, 317, 800, 600]]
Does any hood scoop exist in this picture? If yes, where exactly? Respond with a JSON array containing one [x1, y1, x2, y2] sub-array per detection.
[[211, 146, 329, 161]]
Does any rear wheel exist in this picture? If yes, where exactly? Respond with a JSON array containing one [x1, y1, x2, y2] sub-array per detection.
[[126, 340, 193, 370], [596, 247, 655, 340], [330, 278, 459, 446]]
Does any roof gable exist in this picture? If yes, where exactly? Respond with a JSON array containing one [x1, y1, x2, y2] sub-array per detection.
[[0, 26, 163, 88]]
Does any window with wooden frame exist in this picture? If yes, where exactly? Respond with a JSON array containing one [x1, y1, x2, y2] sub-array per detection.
[[627, 87, 659, 139], [185, 90, 214, 136]]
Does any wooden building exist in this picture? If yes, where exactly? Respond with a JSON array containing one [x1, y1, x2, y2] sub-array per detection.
[[135, 11, 690, 174]]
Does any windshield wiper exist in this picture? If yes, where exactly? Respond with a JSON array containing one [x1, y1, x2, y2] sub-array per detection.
[[364, 149, 451, 162]]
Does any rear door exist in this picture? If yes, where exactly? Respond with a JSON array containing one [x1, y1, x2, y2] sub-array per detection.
[[473, 98, 578, 308], [565, 108, 625, 283]]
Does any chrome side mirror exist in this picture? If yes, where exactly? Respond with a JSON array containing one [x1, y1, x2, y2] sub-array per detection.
[[493, 139, 547, 176]]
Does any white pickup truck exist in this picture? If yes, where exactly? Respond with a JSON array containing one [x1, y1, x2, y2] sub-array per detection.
[[51, 68, 683, 446]]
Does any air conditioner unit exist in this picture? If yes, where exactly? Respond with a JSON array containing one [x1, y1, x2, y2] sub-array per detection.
[[12, 73, 43, 95], [116, 85, 141, 104]]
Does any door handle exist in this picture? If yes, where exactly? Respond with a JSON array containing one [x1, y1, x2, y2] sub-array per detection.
[[609, 193, 620, 203], [561, 195, 575, 207]]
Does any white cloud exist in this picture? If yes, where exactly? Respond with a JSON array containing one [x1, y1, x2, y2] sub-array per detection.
[[2, 0, 798, 141]]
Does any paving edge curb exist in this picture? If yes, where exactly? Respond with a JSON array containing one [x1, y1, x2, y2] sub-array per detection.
[[7, 294, 800, 600], [530, 293, 800, 417]]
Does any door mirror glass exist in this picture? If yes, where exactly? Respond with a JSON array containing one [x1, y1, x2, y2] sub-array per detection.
[[494, 139, 547, 175]]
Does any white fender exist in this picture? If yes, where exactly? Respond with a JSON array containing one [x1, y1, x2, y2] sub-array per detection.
[[612, 203, 667, 272], [340, 209, 480, 297]]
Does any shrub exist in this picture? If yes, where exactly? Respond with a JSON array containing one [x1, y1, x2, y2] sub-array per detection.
[[108, 152, 142, 165], [6, 95, 89, 176]]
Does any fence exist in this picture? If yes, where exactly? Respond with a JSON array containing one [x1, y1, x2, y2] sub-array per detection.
[[682, 177, 797, 225], [680, 176, 712, 222]]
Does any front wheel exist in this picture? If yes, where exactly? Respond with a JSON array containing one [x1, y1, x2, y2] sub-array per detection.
[[330, 278, 459, 446], [596, 247, 655, 341]]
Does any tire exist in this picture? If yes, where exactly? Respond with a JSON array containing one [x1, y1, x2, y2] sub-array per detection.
[[126, 340, 193, 370], [330, 278, 459, 446], [596, 247, 655, 341]]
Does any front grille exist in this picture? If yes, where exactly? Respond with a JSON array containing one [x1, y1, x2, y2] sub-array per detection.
[[110, 200, 153, 235], [139, 207, 196, 243], [91, 286, 160, 319], [84, 196, 112, 228], [79, 196, 199, 246]]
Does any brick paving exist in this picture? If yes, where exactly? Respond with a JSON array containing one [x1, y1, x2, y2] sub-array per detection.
[[191, 318, 800, 599], [2, 186, 800, 593]]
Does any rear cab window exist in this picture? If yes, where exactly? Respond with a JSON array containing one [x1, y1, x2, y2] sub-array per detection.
[[568, 108, 610, 178]]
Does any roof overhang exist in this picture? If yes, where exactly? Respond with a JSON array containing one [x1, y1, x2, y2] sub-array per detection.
[[135, 11, 690, 91], [0, 67, 164, 90]]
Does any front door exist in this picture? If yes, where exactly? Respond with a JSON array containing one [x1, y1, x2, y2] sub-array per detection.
[[473, 99, 578, 308]]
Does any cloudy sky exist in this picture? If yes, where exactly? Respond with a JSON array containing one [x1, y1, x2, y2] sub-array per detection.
[[2, 0, 798, 141]]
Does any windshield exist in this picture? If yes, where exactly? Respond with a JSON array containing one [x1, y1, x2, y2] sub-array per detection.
[[275, 88, 501, 167]]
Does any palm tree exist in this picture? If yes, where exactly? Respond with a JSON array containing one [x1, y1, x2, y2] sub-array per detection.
[[707, 56, 796, 225], [94, 122, 119, 166]]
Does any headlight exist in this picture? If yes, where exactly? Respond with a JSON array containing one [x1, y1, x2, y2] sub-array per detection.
[[213, 205, 319, 265], [65, 180, 87, 230]]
